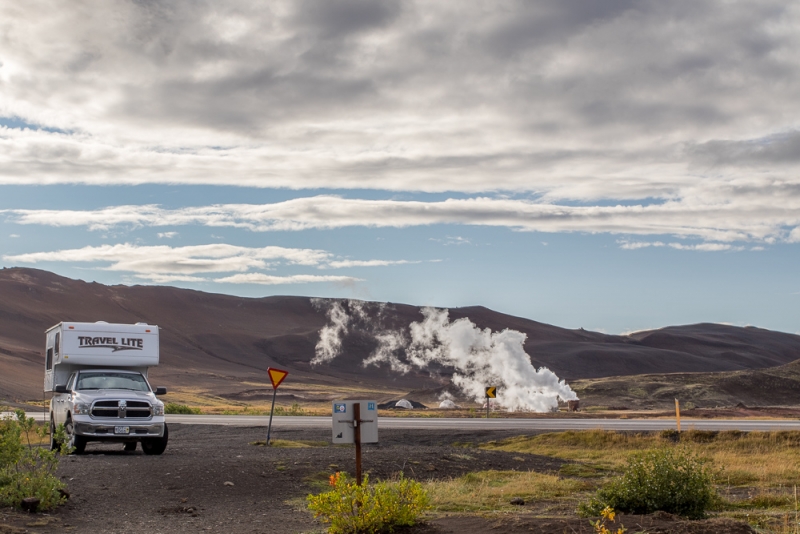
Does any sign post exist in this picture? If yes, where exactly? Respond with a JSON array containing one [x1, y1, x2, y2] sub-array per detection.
[[266, 367, 289, 445], [332, 400, 378, 486], [485, 387, 496, 419], [675, 398, 681, 433]]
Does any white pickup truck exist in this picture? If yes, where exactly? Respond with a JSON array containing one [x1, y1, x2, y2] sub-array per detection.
[[46, 322, 168, 455]]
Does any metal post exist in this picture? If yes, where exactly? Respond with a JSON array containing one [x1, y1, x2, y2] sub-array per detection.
[[266, 388, 277, 445], [354, 402, 362, 486]]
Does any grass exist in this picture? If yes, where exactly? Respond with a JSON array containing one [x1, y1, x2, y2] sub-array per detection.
[[482, 429, 800, 487], [424, 470, 591, 512], [250, 439, 328, 448]]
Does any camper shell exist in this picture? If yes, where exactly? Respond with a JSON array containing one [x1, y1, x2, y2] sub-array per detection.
[[46, 321, 168, 455], [45, 321, 159, 392]]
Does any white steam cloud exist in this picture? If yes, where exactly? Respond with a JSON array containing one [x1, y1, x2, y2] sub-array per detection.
[[311, 300, 350, 364], [312, 300, 577, 412]]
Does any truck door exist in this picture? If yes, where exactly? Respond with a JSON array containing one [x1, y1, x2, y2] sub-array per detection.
[[55, 372, 76, 425]]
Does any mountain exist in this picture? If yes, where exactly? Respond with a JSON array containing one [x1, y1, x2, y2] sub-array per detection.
[[1, 267, 799, 405]]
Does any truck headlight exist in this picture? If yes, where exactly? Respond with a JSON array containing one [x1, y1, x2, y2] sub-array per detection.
[[73, 403, 91, 415], [152, 404, 164, 416]]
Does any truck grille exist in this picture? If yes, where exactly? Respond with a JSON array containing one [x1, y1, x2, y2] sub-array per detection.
[[91, 400, 152, 418]]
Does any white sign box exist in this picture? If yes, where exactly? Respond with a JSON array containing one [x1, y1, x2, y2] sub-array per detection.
[[332, 400, 378, 444]]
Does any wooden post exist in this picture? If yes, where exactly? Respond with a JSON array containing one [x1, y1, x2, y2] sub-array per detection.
[[354, 402, 363, 486], [675, 398, 681, 433], [266, 388, 277, 445]]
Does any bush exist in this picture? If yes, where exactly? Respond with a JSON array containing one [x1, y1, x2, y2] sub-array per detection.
[[579, 447, 718, 519], [307, 472, 430, 533], [164, 403, 202, 415], [0, 410, 69, 510], [274, 402, 305, 416]]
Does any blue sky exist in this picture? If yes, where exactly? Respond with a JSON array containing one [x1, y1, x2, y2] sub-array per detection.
[[1, 1, 799, 334]]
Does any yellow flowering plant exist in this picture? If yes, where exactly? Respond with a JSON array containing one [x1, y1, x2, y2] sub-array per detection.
[[591, 506, 626, 534], [307, 472, 430, 533]]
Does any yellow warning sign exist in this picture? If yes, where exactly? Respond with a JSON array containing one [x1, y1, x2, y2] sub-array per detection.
[[268, 367, 289, 389], [485, 386, 497, 398]]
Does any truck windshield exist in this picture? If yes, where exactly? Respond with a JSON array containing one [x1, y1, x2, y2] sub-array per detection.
[[75, 372, 150, 392]]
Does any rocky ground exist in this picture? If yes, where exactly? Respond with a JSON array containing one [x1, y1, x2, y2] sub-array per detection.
[[0, 424, 755, 534]]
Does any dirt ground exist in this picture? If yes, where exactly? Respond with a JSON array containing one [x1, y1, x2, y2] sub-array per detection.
[[0, 425, 755, 534]]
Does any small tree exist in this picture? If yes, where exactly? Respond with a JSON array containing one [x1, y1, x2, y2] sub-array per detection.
[[580, 447, 718, 519], [0, 410, 70, 510]]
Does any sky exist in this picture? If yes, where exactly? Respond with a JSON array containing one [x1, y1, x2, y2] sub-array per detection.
[[1, 0, 799, 335]]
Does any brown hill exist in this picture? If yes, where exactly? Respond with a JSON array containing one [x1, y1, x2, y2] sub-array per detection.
[[573, 358, 800, 410], [1, 267, 799, 405]]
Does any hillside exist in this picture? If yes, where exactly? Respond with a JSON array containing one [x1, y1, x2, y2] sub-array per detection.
[[1, 267, 800, 406], [572, 358, 800, 410]]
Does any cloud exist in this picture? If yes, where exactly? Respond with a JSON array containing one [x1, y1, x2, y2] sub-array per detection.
[[618, 240, 744, 251], [0, 0, 799, 204], [157, 231, 178, 239], [325, 259, 420, 269], [215, 273, 363, 285], [5, 191, 800, 244], [8, 234, 20, 238], [3, 243, 331, 274], [2, 242, 420, 282]]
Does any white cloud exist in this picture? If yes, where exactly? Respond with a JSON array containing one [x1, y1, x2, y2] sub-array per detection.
[[215, 273, 363, 285], [157, 231, 178, 239], [618, 240, 743, 252], [0, 0, 799, 205], [2, 243, 332, 274], [8, 234, 19, 238], [2, 242, 422, 281], [325, 259, 420, 269], [6, 191, 800, 244]]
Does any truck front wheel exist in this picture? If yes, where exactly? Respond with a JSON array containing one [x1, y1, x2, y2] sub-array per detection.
[[65, 416, 87, 454], [142, 423, 168, 455], [49, 417, 61, 451]]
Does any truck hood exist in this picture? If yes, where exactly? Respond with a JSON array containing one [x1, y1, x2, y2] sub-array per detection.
[[73, 390, 159, 403]]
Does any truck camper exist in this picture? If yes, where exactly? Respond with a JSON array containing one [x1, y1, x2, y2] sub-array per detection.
[[46, 321, 168, 454]]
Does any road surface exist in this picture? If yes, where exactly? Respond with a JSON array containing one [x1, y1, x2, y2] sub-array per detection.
[[16, 412, 800, 432]]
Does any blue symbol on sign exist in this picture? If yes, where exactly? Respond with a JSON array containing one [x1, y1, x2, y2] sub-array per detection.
[[367, 402, 376, 411], [334, 403, 346, 413]]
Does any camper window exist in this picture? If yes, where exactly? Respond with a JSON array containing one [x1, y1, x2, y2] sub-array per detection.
[[54, 333, 60, 356], [46, 348, 53, 371]]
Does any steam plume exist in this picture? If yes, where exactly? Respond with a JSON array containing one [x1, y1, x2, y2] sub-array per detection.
[[312, 299, 349, 364], [313, 300, 577, 412]]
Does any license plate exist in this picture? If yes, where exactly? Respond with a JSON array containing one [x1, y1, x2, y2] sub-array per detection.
[[114, 426, 130, 435]]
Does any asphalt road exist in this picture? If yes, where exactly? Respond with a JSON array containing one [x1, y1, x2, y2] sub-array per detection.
[[16, 412, 800, 431], [164, 415, 800, 432]]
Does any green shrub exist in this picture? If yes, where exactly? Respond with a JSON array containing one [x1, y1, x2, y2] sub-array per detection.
[[579, 447, 718, 519], [0, 410, 69, 510], [307, 472, 430, 533], [164, 403, 202, 415], [274, 402, 305, 416]]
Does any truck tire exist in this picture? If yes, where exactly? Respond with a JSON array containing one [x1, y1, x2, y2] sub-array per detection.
[[142, 423, 168, 455], [49, 417, 61, 451], [65, 416, 87, 454]]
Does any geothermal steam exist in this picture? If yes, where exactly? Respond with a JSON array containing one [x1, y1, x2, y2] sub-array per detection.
[[313, 300, 577, 412]]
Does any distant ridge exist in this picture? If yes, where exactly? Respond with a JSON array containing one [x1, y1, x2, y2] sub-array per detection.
[[1, 267, 799, 402]]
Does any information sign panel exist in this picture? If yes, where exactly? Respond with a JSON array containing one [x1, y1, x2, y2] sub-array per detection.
[[332, 400, 378, 444]]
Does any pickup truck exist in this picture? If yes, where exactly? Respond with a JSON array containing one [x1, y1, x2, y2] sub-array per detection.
[[51, 368, 168, 454]]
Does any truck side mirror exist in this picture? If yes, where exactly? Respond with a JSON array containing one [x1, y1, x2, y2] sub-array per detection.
[[54, 385, 68, 394], [154, 387, 167, 395]]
